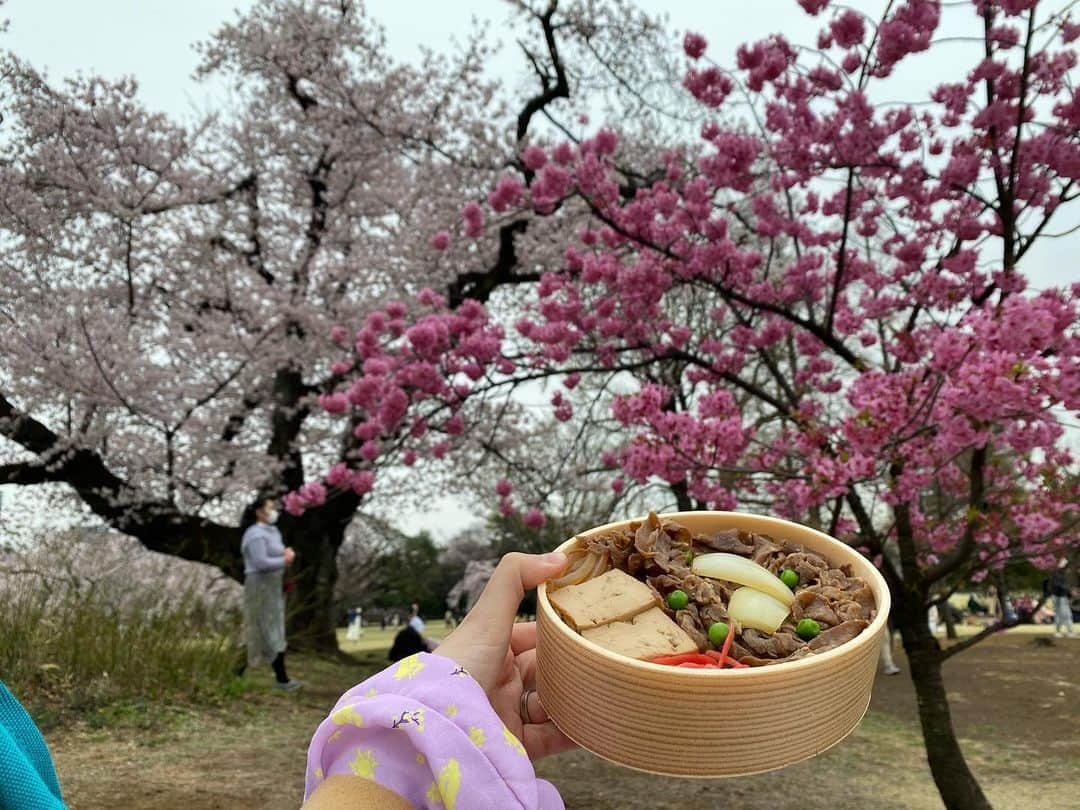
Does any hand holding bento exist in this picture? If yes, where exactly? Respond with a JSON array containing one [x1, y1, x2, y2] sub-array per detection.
[[435, 551, 577, 761]]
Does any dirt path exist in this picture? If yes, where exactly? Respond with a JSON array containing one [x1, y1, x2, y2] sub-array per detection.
[[47, 633, 1080, 809]]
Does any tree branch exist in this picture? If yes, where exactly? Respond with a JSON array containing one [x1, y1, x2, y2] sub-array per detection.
[[921, 444, 987, 584], [516, 1, 570, 142], [939, 619, 1016, 662], [0, 461, 53, 485], [0, 390, 242, 577]]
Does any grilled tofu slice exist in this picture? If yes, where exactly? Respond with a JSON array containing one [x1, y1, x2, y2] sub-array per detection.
[[548, 568, 659, 630], [581, 606, 699, 660]]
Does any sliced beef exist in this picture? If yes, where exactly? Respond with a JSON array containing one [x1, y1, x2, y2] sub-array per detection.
[[851, 583, 876, 619], [634, 512, 692, 578], [728, 639, 752, 661], [819, 568, 864, 593], [648, 574, 734, 613], [834, 601, 865, 623], [792, 590, 840, 627], [774, 551, 830, 585], [750, 533, 781, 566], [808, 620, 869, 653], [661, 520, 694, 547], [582, 528, 635, 569], [675, 605, 708, 650], [684, 574, 730, 604], [698, 601, 730, 627], [694, 528, 753, 556], [740, 628, 806, 659], [634, 517, 662, 559], [739, 654, 786, 667]]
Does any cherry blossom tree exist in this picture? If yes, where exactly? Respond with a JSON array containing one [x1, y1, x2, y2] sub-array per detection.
[[295, 2, 1079, 806], [0, 0, 679, 647]]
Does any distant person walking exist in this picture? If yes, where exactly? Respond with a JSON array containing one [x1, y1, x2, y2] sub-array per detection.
[[1049, 558, 1075, 638], [346, 607, 363, 641], [879, 626, 900, 675], [408, 603, 425, 634], [241, 497, 301, 691]]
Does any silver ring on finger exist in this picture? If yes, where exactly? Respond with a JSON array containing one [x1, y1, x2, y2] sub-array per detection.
[[519, 688, 536, 724]]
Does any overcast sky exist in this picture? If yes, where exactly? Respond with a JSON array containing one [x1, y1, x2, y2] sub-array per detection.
[[2, 1, 1077, 541]]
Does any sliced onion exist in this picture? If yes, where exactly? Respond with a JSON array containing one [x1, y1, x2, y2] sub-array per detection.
[[548, 550, 589, 588], [691, 552, 795, 607], [587, 551, 610, 580], [727, 587, 790, 634], [548, 549, 607, 589]]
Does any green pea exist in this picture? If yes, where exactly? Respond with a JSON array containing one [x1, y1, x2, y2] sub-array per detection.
[[667, 589, 689, 611], [708, 621, 729, 646], [780, 569, 799, 589], [796, 618, 821, 640]]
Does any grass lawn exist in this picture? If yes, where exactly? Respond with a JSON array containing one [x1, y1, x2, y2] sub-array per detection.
[[44, 627, 1080, 809]]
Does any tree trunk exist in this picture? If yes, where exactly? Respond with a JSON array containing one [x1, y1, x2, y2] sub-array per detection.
[[279, 489, 360, 653], [895, 590, 992, 810], [943, 604, 958, 639]]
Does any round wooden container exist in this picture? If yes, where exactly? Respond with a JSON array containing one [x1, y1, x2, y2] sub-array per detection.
[[536, 511, 890, 777]]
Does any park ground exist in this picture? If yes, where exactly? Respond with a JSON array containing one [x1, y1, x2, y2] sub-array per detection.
[[46, 623, 1080, 810]]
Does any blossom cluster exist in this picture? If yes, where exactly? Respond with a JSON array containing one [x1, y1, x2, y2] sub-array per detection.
[[295, 0, 1079, 575]]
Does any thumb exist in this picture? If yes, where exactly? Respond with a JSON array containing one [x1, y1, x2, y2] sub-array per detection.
[[465, 552, 567, 636]]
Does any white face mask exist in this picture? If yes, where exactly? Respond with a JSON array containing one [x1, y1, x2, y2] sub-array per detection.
[[264, 509, 279, 525]]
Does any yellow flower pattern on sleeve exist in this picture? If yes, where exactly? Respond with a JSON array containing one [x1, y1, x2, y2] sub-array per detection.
[[425, 781, 444, 807], [502, 724, 527, 756], [393, 654, 425, 680], [436, 758, 461, 810], [307, 655, 562, 810], [347, 748, 378, 780], [330, 704, 364, 727], [468, 726, 486, 748]]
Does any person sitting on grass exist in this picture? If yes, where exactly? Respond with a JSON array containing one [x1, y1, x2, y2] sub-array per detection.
[[302, 552, 575, 809]]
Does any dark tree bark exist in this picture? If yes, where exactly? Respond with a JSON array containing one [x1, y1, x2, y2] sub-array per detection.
[[893, 585, 992, 810], [943, 605, 959, 640], [890, 497, 993, 810], [279, 489, 360, 652]]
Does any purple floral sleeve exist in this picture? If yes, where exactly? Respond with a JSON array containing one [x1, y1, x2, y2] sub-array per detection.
[[305, 653, 565, 809]]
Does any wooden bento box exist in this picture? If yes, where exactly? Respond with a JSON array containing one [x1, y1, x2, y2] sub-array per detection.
[[535, 511, 890, 777]]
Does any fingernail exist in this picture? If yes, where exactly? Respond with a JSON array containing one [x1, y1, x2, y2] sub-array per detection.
[[544, 552, 567, 565]]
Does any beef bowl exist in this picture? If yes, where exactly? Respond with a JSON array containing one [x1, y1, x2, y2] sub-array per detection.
[[535, 511, 890, 777]]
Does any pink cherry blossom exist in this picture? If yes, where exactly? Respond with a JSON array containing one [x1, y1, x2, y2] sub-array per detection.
[[350, 470, 375, 496], [683, 32, 708, 60], [462, 200, 485, 238], [521, 144, 548, 171], [319, 393, 349, 414], [522, 507, 547, 529]]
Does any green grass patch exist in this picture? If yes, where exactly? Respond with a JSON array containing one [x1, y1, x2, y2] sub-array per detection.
[[1, 576, 244, 726]]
